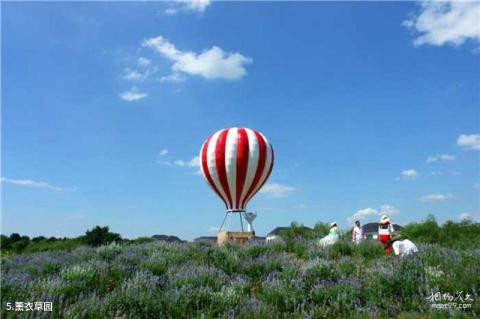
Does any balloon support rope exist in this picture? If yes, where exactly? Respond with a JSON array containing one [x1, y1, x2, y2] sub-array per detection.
[[239, 213, 244, 232], [219, 212, 228, 232]]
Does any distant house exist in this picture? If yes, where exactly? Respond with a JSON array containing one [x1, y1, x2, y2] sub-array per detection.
[[266, 226, 312, 243], [152, 235, 184, 243], [253, 236, 266, 243], [362, 223, 403, 239]]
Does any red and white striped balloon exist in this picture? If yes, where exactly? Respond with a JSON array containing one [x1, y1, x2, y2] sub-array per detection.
[[199, 127, 274, 211]]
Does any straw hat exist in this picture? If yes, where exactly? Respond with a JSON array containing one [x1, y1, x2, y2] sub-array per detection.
[[380, 215, 390, 224]]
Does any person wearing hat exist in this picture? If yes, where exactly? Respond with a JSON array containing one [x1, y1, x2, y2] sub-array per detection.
[[378, 215, 395, 255], [352, 220, 364, 245], [330, 221, 338, 234], [319, 221, 340, 246]]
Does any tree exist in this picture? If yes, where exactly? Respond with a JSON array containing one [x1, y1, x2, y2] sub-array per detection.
[[81, 226, 122, 247], [32, 236, 46, 243], [9, 233, 21, 242], [313, 222, 330, 238]]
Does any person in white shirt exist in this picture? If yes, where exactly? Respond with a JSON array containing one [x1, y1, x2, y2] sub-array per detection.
[[352, 220, 364, 244]]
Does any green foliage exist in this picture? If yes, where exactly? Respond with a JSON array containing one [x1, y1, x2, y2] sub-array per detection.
[[313, 222, 330, 238], [1, 239, 479, 318], [401, 215, 480, 249], [328, 241, 354, 259], [354, 240, 385, 260], [81, 226, 122, 247], [1, 219, 479, 318]]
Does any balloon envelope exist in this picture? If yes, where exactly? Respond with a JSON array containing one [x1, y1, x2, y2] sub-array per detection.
[[199, 127, 274, 211]]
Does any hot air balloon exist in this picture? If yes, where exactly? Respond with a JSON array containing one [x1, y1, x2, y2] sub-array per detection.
[[199, 127, 274, 244]]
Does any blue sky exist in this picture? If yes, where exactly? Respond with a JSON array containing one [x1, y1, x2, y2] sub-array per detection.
[[2, 1, 479, 240]]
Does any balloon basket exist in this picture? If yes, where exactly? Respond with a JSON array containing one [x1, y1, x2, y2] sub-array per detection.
[[217, 231, 254, 245]]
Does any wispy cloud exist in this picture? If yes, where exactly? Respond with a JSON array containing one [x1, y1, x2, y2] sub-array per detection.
[[208, 226, 219, 233], [137, 57, 151, 67], [426, 154, 456, 163], [401, 169, 418, 179], [403, 1, 480, 48], [347, 204, 399, 224], [348, 207, 378, 224], [120, 86, 148, 101], [157, 153, 199, 170], [380, 204, 399, 216], [143, 35, 252, 80], [160, 73, 186, 83], [164, 0, 211, 16], [259, 183, 295, 198], [174, 156, 199, 168], [420, 193, 454, 202], [122, 68, 143, 81], [121, 66, 157, 82], [1, 177, 72, 192], [457, 134, 480, 151]]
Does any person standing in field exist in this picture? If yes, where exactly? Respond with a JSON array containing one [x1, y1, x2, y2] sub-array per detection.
[[319, 222, 340, 246], [378, 215, 395, 255], [352, 220, 364, 244]]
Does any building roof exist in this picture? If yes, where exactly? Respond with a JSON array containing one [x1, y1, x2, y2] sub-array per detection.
[[267, 226, 312, 236], [362, 223, 403, 233]]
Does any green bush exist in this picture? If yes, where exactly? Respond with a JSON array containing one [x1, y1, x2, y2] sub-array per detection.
[[81, 226, 122, 247], [401, 215, 480, 249]]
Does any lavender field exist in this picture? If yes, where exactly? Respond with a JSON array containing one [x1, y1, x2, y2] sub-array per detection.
[[1, 240, 479, 318]]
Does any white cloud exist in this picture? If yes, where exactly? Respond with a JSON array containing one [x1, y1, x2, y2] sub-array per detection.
[[143, 35, 252, 80], [403, 1, 480, 47], [259, 183, 296, 198], [420, 193, 454, 202], [122, 68, 143, 81], [349, 208, 378, 223], [160, 73, 186, 83], [138, 57, 151, 67], [348, 204, 400, 224], [457, 134, 480, 151], [208, 226, 219, 233], [164, 0, 211, 15], [402, 169, 418, 179], [164, 8, 177, 15], [159, 149, 169, 156], [459, 213, 471, 221], [426, 154, 456, 163], [121, 66, 157, 82], [173, 156, 199, 168], [380, 204, 400, 216], [1, 177, 69, 192], [120, 86, 148, 101]]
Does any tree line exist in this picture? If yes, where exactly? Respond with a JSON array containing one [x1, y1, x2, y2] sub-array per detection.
[[1, 215, 479, 255]]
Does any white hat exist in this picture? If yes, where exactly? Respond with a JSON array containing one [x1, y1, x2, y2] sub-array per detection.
[[380, 215, 390, 224], [330, 221, 337, 228]]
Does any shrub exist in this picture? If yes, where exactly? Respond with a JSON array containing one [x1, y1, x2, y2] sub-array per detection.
[[329, 241, 354, 259], [81, 226, 122, 247]]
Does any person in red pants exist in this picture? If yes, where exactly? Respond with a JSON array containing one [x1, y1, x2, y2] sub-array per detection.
[[378, 215, 395, 255]]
